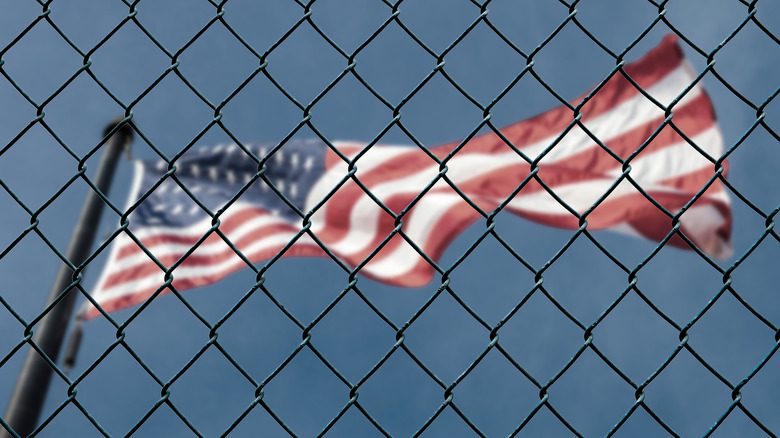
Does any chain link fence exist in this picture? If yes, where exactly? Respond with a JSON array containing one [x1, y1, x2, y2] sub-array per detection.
[[1, 0, 779, 436]]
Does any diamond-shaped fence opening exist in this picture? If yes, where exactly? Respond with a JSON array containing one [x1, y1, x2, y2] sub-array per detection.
[[541, 235, 630, 323], [39, 75, 128, 159], [350, 20, 437, 107], [129, 73, 220, 155], [497, 290, 584, 384], [547, 348, 638, 437], [174, 22, 262, 107], [71, 347, 164, 437], [218, 3, 304, 69], [358, 350, 444, 437], [572, 0, 661, 53], [439, 20, 530, 105], [720, 122, 780, 213], [633, 244, 728, 324], [444, 232, 537, 325], [86, 20, 174, 106], [261, 348, 350, 437], [0, 3, 39, 48], [0, 230, 78, 321], [309, 0, 391, 55], [165, 346, 258, 437], [590, 291, 682, 382], [739, 351, 780, 433], [402, 72, 487, 143], [523, 23, 617, 100], [47, 0, 129, 51], [716, 24, 780, 104], [132, 1, 218, 52], [308, 72, 395, 142], [264, 22, 348, 108], [644, 349, 736, 437], [402, 290, 488, 383], [394, 0, 477, 55], [260, 256, 349, 324], [1, 18, 86, 106], [1, 1, 779, 437], [214, 282, 306, 379], [217, 74, 309, 143], [0, 123, 79, 213], [484, 0, 570, 57], [116, 293, 214, 381], [452, 349, 542, 437], [730, 237, 780, 323], [686, 291, 777, 382], [663, 0, 749, 50], [308, 291, 398, 382]]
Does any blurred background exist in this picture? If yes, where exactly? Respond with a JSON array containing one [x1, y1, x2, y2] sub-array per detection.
[[1, 0, 779, 436]]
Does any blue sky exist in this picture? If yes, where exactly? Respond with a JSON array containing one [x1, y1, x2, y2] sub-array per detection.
[[1, 0, 779, 436]]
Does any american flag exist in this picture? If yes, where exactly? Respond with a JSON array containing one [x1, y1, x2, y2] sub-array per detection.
[[83, 35, 731, 319]]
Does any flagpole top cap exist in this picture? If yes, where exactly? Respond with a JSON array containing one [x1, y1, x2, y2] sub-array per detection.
[[103, 115, 134, 140]]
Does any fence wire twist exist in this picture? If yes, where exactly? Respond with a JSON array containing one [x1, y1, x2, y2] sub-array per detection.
[[1, 0, 779, 437]]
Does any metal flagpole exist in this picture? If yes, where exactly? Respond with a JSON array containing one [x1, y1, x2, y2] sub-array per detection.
[[1, 118, 134, 438]]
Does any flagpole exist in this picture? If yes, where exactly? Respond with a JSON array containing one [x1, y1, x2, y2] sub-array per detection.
[[1, 118, 133, 438]]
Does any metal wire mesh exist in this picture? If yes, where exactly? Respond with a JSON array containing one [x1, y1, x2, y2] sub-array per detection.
[[1, 0, 779, 436]]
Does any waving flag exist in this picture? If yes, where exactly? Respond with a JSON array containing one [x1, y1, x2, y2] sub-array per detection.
[[83, 35, 731, 319]]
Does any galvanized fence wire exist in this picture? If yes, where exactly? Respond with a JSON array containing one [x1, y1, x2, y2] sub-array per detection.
[[1, 0, 779, 436]]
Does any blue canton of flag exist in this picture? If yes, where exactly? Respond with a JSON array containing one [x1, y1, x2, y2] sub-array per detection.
[[85, 139, 331, 318], [135, 140, 327, 228]]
